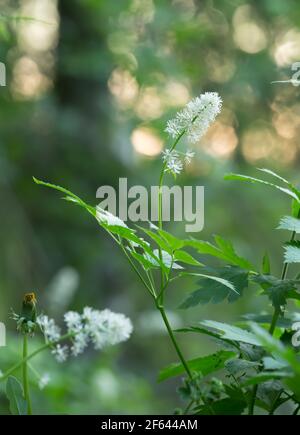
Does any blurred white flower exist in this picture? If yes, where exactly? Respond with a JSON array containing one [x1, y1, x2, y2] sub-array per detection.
[[71, 330, 89, 356], [165, 156, 183, 175], [184, 150, 195, 164], [162, 148, 179, 162], [94, 369, 120, 401], [165, 92, 222, 143], [51, 344, 68, 363], [64, 311, 82, 333], [86, 308, 133, 350], [38, 373, 50, 390], [37, 315, 61, 342], [39, 307, 133, 361]]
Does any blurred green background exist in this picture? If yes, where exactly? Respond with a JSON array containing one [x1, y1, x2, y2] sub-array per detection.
[[1, 0, 300, 414]]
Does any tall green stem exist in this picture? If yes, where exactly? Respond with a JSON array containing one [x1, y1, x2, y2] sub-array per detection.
[[158, 131, 185, 231], [22, 335, 32, 415], [157, 304, 193, 380], [156, 130, 194, 383]]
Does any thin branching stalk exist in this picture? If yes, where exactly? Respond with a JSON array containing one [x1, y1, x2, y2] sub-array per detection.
[[0, 333, 73, 384]]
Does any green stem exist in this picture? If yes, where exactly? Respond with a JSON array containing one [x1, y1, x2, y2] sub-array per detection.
[[268, 390, 283, 415], [158, 132, 185, 291], [248, 385, 257, 415], [22, 335, 32, 415], [119, 241, 155, 297], [157, 304, 193, 380], [293, 404, 300, 415], [268, 309, 280, 336], [183, 399, 194, 414], [158, 131, 185, 231], [156, 131, 194, 383]]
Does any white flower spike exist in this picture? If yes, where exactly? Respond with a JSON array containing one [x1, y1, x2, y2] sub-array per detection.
[[165, 92, 222, 144], [38, 307, 133, 362]]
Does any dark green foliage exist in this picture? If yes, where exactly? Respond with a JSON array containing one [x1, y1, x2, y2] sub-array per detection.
[[34, 166, 300, 415], [158, 350, 235, 382], [251, 273, 300, 310], [180, 266, 248, 307], [196, 397, 247, 415]]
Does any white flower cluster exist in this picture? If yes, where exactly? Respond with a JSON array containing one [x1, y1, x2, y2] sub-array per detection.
[[162, 148, 195, 176], [165, 92, 222, 144], [37, 315, 61, 342], [37, 307, 133, 363]]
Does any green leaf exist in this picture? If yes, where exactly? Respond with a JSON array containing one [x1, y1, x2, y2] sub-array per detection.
[[251, 273, 300, 310], [256, 380, 284, 410], [176, 325, 233, 343], [33, 177, 92, 211], [145, 249, 183, 270], [185, 236, 254, 270], [242, 372, 292, 387], [198, 320, 261, 346], [137, 227, 170, 252], [257, 168, 290, 185], [190, 273, 237, 292], [127, 249, 158, 270], [139, 227, 202, 269], [173, 250, 203, 266], [262, 252, 271, 274], [179, 266, 247, 308], [158, 350, 235, 382], [225, 358, 260, 376], [6, 376, 27, 415], [277, 216, 300, 233], [157, 229, 184, 250], [250, 323, 300, 373], [224, 173, 300, 203], [196, 397, 247, 415], [33, 178, 162, 266], [263, 356, 288, 371], [292, 199, 300, 218]]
